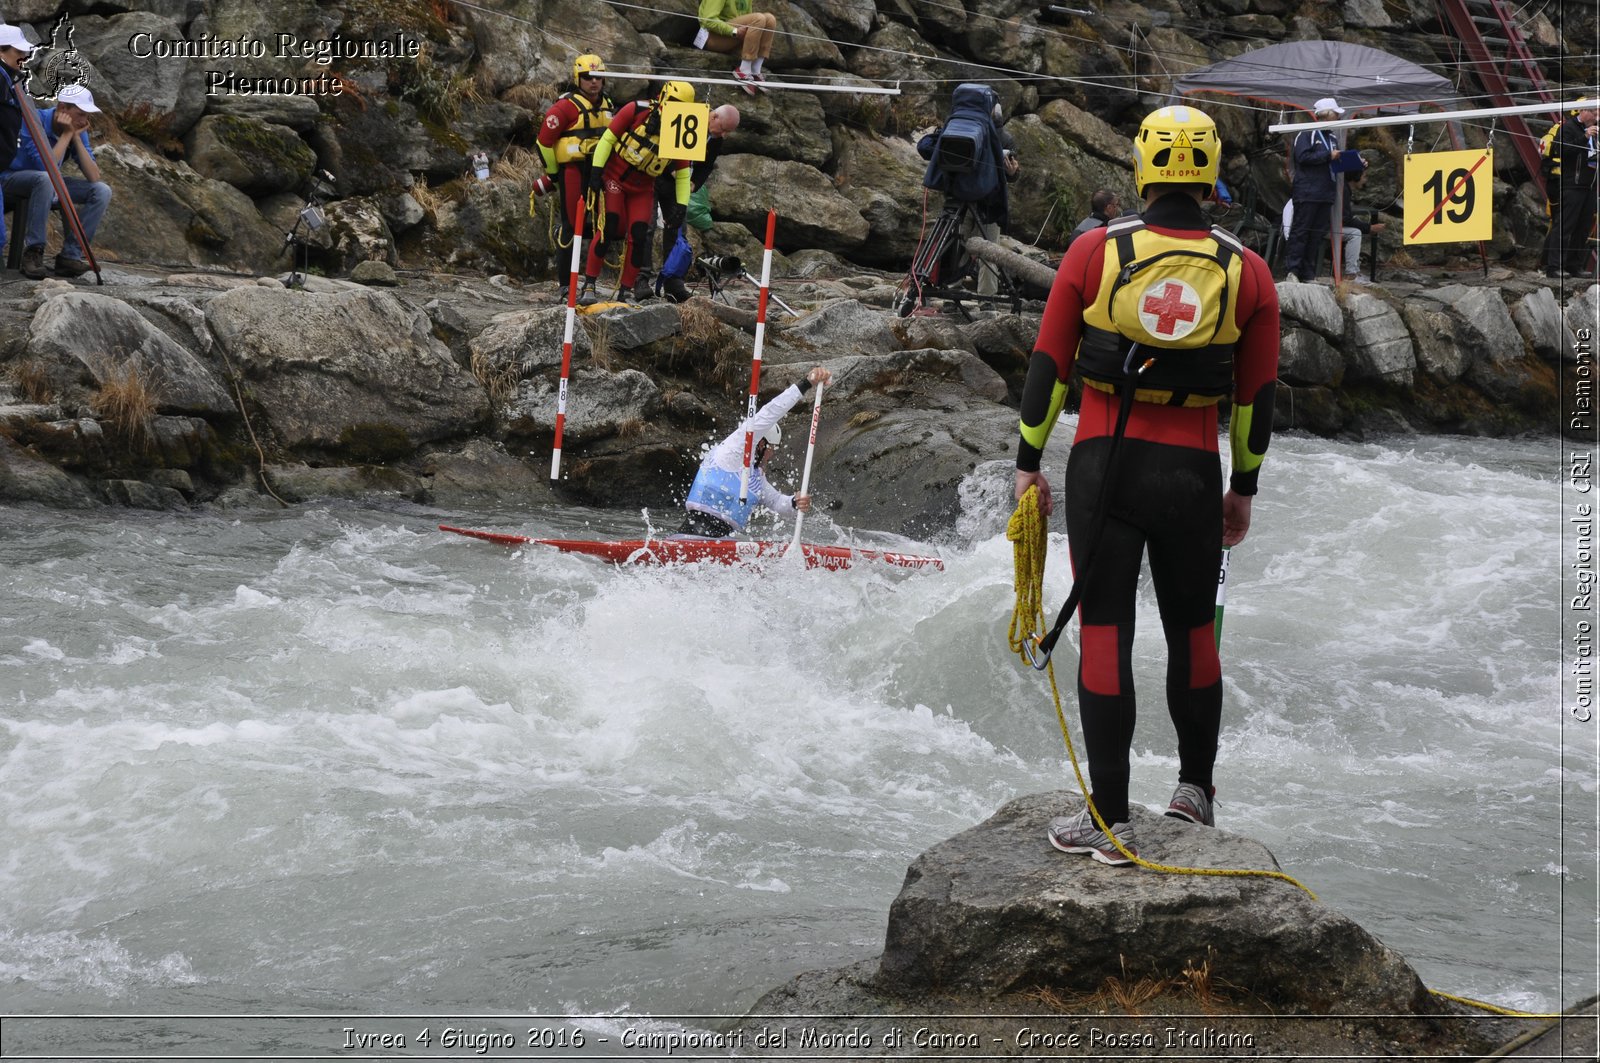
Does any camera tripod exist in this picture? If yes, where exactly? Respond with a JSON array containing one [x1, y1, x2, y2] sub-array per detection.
[[697, 254, 799, 317], [895, 200, 1022, 319]]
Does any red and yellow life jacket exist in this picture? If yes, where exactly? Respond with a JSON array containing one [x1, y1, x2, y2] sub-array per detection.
[[613, 104, 673, 177], [552, 91, 614, 165]]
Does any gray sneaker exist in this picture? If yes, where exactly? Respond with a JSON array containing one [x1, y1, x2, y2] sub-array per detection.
[[1047, 807, 1137, 866], [1165, 782, 1215, 826], [576, 279, 601, 307]]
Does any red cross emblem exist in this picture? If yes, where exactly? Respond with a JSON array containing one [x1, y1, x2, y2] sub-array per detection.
[[1139, 280, 1200, 338]]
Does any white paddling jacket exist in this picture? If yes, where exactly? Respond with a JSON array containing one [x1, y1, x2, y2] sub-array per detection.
[[685, 383, 806, 532]]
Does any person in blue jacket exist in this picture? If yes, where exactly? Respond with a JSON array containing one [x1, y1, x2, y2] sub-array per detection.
[[682, 366, 831, 537], [3, 82, 112, 279], [1282, 97, 1347, 283]]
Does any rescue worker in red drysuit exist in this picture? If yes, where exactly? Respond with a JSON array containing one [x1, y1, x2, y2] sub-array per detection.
[[533, 54, 614, 283], [1014, 104, 1280, 865], [579, 80, 694, 306]]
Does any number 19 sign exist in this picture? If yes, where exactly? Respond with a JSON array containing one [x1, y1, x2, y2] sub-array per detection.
[[1403, 148, 1494, 244]]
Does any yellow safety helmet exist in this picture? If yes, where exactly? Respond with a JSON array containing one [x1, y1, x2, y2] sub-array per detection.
[[1131, 104, 1221, 195], [1573, 96, 1596, 114], [572, 54, 606, 82], [657, 80, 696, 105]]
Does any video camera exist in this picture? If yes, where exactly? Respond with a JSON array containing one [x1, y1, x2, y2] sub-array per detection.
[[696, 254, 742, 277]]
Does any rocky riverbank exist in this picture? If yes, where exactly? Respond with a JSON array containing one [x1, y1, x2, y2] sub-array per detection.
[[1, 0, 1596, 518], [0, 259, 1591, 524]]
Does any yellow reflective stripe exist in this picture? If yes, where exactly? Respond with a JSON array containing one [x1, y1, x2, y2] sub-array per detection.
[[1020, 379, 1070, 451], [591, 129, 616, 170], [674, 165, 691, 204], [1230, 401, 1264, 475]]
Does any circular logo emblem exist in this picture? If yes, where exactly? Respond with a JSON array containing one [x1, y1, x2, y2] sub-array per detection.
[[1137, 278, 1202, 340]]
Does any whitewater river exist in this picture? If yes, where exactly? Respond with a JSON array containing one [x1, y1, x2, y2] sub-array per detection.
[[1, 428, 1593, 1057]]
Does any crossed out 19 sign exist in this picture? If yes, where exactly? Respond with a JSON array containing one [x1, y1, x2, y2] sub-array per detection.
[[659, 100, 710, 162], [1402, 148, 1494, 244]]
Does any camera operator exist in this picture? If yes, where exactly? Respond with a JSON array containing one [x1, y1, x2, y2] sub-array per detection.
[[914, 84, 1017, 302], [975, 135, 1021, 296]]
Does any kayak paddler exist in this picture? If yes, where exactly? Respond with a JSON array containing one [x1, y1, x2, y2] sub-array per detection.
[[682, 366, 832, 538]]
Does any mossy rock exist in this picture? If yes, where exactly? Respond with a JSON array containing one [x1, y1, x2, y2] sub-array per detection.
[[183, 115, 316, 198]]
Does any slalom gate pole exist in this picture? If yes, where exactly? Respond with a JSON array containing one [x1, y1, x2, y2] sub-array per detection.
[[789, 381, 824, 551], [6, 72, 100, 284], [1214, 546, 1231, 649], [550, 233, 584, 480], [738, 209, 777, 503]]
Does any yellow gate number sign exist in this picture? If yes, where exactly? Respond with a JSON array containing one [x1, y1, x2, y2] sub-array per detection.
[[659, 101, 710, 162], [1403, 148, 1493, 244]]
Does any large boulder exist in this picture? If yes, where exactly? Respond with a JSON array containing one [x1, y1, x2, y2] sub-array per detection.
[[1005, 113, 1132, 248], [504, 366, 663, 443], [874, 793, 1430, 1012], [203, 287, 488, 455], [94, 142, 289, 272], [1343, 291, 1415, 386], [706, 155, 870, 255], [714, 90, 833, 170], [67, 12, 208, 140], [1513, 285, 1574, 362], [24, 292, 235, 417], [802, 347, 1013, 536], [830, 128, 929, 268], [183, 115, 317, 197], [0, 435, 97, 508]]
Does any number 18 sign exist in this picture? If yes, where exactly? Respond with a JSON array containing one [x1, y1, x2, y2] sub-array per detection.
[[1403, 148, 1494, 244], [659, 100, 710, 162]]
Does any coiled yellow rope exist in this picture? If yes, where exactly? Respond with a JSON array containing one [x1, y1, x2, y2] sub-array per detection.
[[1008, 486, 1317, 897], [1008, 487, 1562, 1018]]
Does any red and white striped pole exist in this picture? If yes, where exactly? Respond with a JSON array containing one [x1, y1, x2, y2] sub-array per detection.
[[551, 234, 584, 480], [739, 210, 778, 502]]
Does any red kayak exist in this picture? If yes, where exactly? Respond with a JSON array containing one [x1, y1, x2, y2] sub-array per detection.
[[438, 525, 944, 572]]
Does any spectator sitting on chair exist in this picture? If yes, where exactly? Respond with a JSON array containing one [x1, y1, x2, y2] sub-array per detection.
[[3, 82, 111, 279], [696, 0, 778, 95], [1336, 161, 1384, 283]]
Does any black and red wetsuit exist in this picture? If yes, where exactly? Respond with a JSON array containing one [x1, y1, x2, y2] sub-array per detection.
[[1015, 191, 1280, 824], [590, 101, 690, 291], [537, 88, 614, 277]]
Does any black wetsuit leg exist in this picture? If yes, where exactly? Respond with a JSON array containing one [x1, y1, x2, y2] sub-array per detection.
[[1064, 436, 1223, 823]]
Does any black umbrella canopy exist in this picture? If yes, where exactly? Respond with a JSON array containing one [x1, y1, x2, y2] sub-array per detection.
[[1173, 40, 1457, 115]]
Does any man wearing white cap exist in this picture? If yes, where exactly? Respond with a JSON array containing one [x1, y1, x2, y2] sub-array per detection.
[[0, 25, 32, 171], [3, 81, 112, 278], [1282, 97, 1347, 283]]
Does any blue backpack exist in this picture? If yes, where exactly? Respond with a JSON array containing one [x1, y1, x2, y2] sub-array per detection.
[[920, 83, 1005, 209], [659, 228, 693, 289]]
